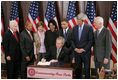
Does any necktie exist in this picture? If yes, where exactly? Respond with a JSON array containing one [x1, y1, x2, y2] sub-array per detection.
[[97, 30, 100, 37], [64, 30, 66, 39], [29, 32, 33, 40], [79, 26, 82, 41], [13, 32, 18, 42], [56, 48, 60, 60]]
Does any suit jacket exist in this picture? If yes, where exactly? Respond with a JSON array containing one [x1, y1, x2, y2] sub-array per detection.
[[20, 29, 34, 61], [44, 30, 58, 51], [72, 23, 94, 54], [57, 28, 72, 62], [93, 27, 112, 62], [57, 28, 72, 49], [45, 46, 69, 63], [34, 32, 40, 55], [3, 30, 21, 61]]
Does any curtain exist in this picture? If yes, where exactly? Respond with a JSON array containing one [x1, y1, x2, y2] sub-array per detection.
[[1, 1, 114, 32]]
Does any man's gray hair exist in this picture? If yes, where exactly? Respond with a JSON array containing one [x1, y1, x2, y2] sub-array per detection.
[[10, 20, 17, 27], [94, 17, 104, 24], [56, 36, 65, 44], [77, 13, 86, 21]]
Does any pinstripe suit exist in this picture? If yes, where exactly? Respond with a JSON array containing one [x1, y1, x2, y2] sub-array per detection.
[[93, 27, 112, 69]]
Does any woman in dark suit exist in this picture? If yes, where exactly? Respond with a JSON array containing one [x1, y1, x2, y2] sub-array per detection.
[[44, 20, 58, 52]]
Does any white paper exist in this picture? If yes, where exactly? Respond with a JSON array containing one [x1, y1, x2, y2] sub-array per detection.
[[37, 61, 50, 66]]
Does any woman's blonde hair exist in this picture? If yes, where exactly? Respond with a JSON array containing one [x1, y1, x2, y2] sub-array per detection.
[[36, 21, 44, 28]]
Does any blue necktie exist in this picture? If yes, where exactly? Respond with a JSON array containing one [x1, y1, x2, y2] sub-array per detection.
[[64, 30, 66, 39], [79, 26, 82, 41]]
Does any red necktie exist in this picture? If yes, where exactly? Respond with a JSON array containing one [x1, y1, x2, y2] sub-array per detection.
[[14, 32, 18, 42]]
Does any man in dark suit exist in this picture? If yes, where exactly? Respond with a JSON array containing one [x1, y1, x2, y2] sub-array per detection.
[[57, 19, 72, 63], [20, 21, 35, 79], [71, 13, 94, 79], [41, 36, 69, 63], [93, 17, 112, 71], [3, 20, 21, 79]]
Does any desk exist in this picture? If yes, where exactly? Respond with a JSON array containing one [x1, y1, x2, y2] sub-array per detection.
[[27, 63, 77, 79]]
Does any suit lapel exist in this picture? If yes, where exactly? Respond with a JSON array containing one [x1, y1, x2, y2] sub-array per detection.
[[55, 47, 63, 60], [16, 32, 20, 41], [94, 31, 97, 40], [76, 26, 79, 42], [97, 27, 105, 39], [80, 24, 86, 42], [66, 28, 71, 37], [62, 28, 70, 41], [61, 29, 64, 37], [54, 47, 58, 59], [25, 29, 33, 41], [31, 31, 34, 41], [58, 47, 64, 60], [8, 30, 18, 42], [65, 28, 70, 41]]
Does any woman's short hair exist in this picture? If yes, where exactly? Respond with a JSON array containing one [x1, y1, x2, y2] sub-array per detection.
[[48, 20, 57, 29], [36, 21, 44, 28]]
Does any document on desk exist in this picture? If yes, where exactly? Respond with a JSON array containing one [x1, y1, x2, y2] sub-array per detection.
[[37, 61, 50, 66]]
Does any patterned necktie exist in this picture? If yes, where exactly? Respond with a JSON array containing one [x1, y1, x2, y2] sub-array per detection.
[[64, 30, 66, 39], [13, 32, 18, 42], [29, 32, 33, 40], [56, 48, 60, 60], [79, 26, 82, 41]]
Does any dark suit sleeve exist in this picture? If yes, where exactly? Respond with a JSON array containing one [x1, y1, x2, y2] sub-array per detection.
[[44, 31, 49, 52], [56, 30, 60, 37], [45, 47, 52, 61], [20, 33, 28, 59], [84, 26, 94, 52], [105, 30, 112, 59], [71, 27, 76, 50], [62, 47, 70, 62], [93, 31, 96, 56], [68, 31, 72, 50], [3, 32, 10, 58]]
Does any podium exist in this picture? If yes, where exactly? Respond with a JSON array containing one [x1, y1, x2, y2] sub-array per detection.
[[27, 62, 77, 79]]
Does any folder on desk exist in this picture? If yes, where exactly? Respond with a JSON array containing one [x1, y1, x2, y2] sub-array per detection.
[[37, 61, 50, 66]]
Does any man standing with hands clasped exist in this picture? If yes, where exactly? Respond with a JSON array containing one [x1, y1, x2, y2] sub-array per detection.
[[71, 13, 94, 79]]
